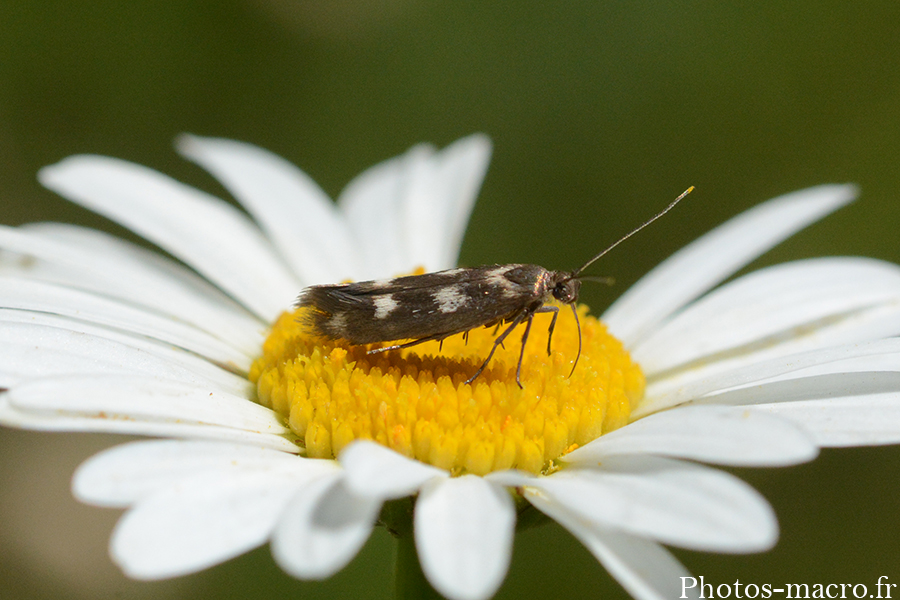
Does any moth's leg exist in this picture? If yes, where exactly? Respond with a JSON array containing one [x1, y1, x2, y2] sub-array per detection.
[[514, 315, 536, 388], [535, 305, 559, 355], [465, 312, 528, 386], [367, 332, 449, 354], [487, 322, 506, 348]]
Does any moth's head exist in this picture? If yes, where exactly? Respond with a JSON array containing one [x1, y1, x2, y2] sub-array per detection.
[[551, 274, 582, 305]]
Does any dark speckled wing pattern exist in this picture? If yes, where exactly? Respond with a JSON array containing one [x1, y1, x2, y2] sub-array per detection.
[[297, 264, 552, 344]]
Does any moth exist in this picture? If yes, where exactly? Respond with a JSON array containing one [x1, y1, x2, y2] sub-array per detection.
[[297, 188, 692, 387]]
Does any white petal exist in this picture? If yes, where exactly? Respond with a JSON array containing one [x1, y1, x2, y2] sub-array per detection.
[[338, 144, 433, 277], [641, 337, 900, 416], [401, 134, 492, 271], [0, 276, 251, 369], [528, 494, 699, 600], [22, 221, 252, 312], [482, 469, 538, 487], [699, 367, 900, 409], [8, 375, 286, 435], [415, 476, 515, 600], [338, 136, 491, 278], [793, 302, 900, 348], [603, 184, 858, 347], [0, 317, 250, 394], [0, 394, 297, 451], [176, 134, 362, 285], [339, 440, 447, 499], [752, 392, 900, 446], [746, 344, 900, 383], [634, 257, 900, 375], [563, 405, 817, 467], [272, 475, 381, 579], [0, 223, 265, 353], [39, 156, 300, 321], [0, 320, 250, 395], [73, 440, 329, 507], [521, 456, 777, 552], [111, 466, 328, 579]]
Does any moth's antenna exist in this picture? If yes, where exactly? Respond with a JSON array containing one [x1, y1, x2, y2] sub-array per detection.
[[573, 186, 694, 277]]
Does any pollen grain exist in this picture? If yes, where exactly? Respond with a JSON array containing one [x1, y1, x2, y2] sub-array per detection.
[[251, 305, 644, 476]]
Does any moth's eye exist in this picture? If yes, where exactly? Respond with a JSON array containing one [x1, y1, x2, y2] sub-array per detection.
[[553, 282, 574, 303]]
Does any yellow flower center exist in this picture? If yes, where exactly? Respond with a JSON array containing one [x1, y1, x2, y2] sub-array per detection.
[[251, 304, 643, 476]]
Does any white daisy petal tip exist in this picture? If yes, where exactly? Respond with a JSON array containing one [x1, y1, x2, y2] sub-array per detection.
[[447, 133, 493, 175], [338, 440, 447, 499], [271, 475, 381, 580], [108, 466, 315, 580], [37, 155, 115, 200], [808, 182, 859, 202], [173, 132, 204, 154], [36, 155, 80, 184], [415, 476, 516, 600], [111, 524, 218, 581], [71, 450, 129, 508]]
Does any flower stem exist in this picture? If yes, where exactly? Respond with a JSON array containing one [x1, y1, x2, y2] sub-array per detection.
[[394, 532, 443, 600], [383, 498, 444, 600]]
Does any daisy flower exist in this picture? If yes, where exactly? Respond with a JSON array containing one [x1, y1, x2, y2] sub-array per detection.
[[2, 134, 900, 600]]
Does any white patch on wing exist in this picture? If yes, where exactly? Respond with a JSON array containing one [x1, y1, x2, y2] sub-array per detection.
[[328, 313, 348, 335], [484, 265, 520, 296], [373, 295, 399, 319], [370, 278, 394, 289], [438, 268, 466, 277], [433, 285, 469, 313]]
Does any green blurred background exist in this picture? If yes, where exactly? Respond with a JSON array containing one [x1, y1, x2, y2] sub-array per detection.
[[2, 1, 900, 599]]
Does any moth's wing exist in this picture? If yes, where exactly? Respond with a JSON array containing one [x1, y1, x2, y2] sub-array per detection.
[[297, 265, 547, 344], [342, 265, 511, 295]]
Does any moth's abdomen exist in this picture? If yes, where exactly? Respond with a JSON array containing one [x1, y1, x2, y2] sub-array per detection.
[[298, 287, 380, 343]]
